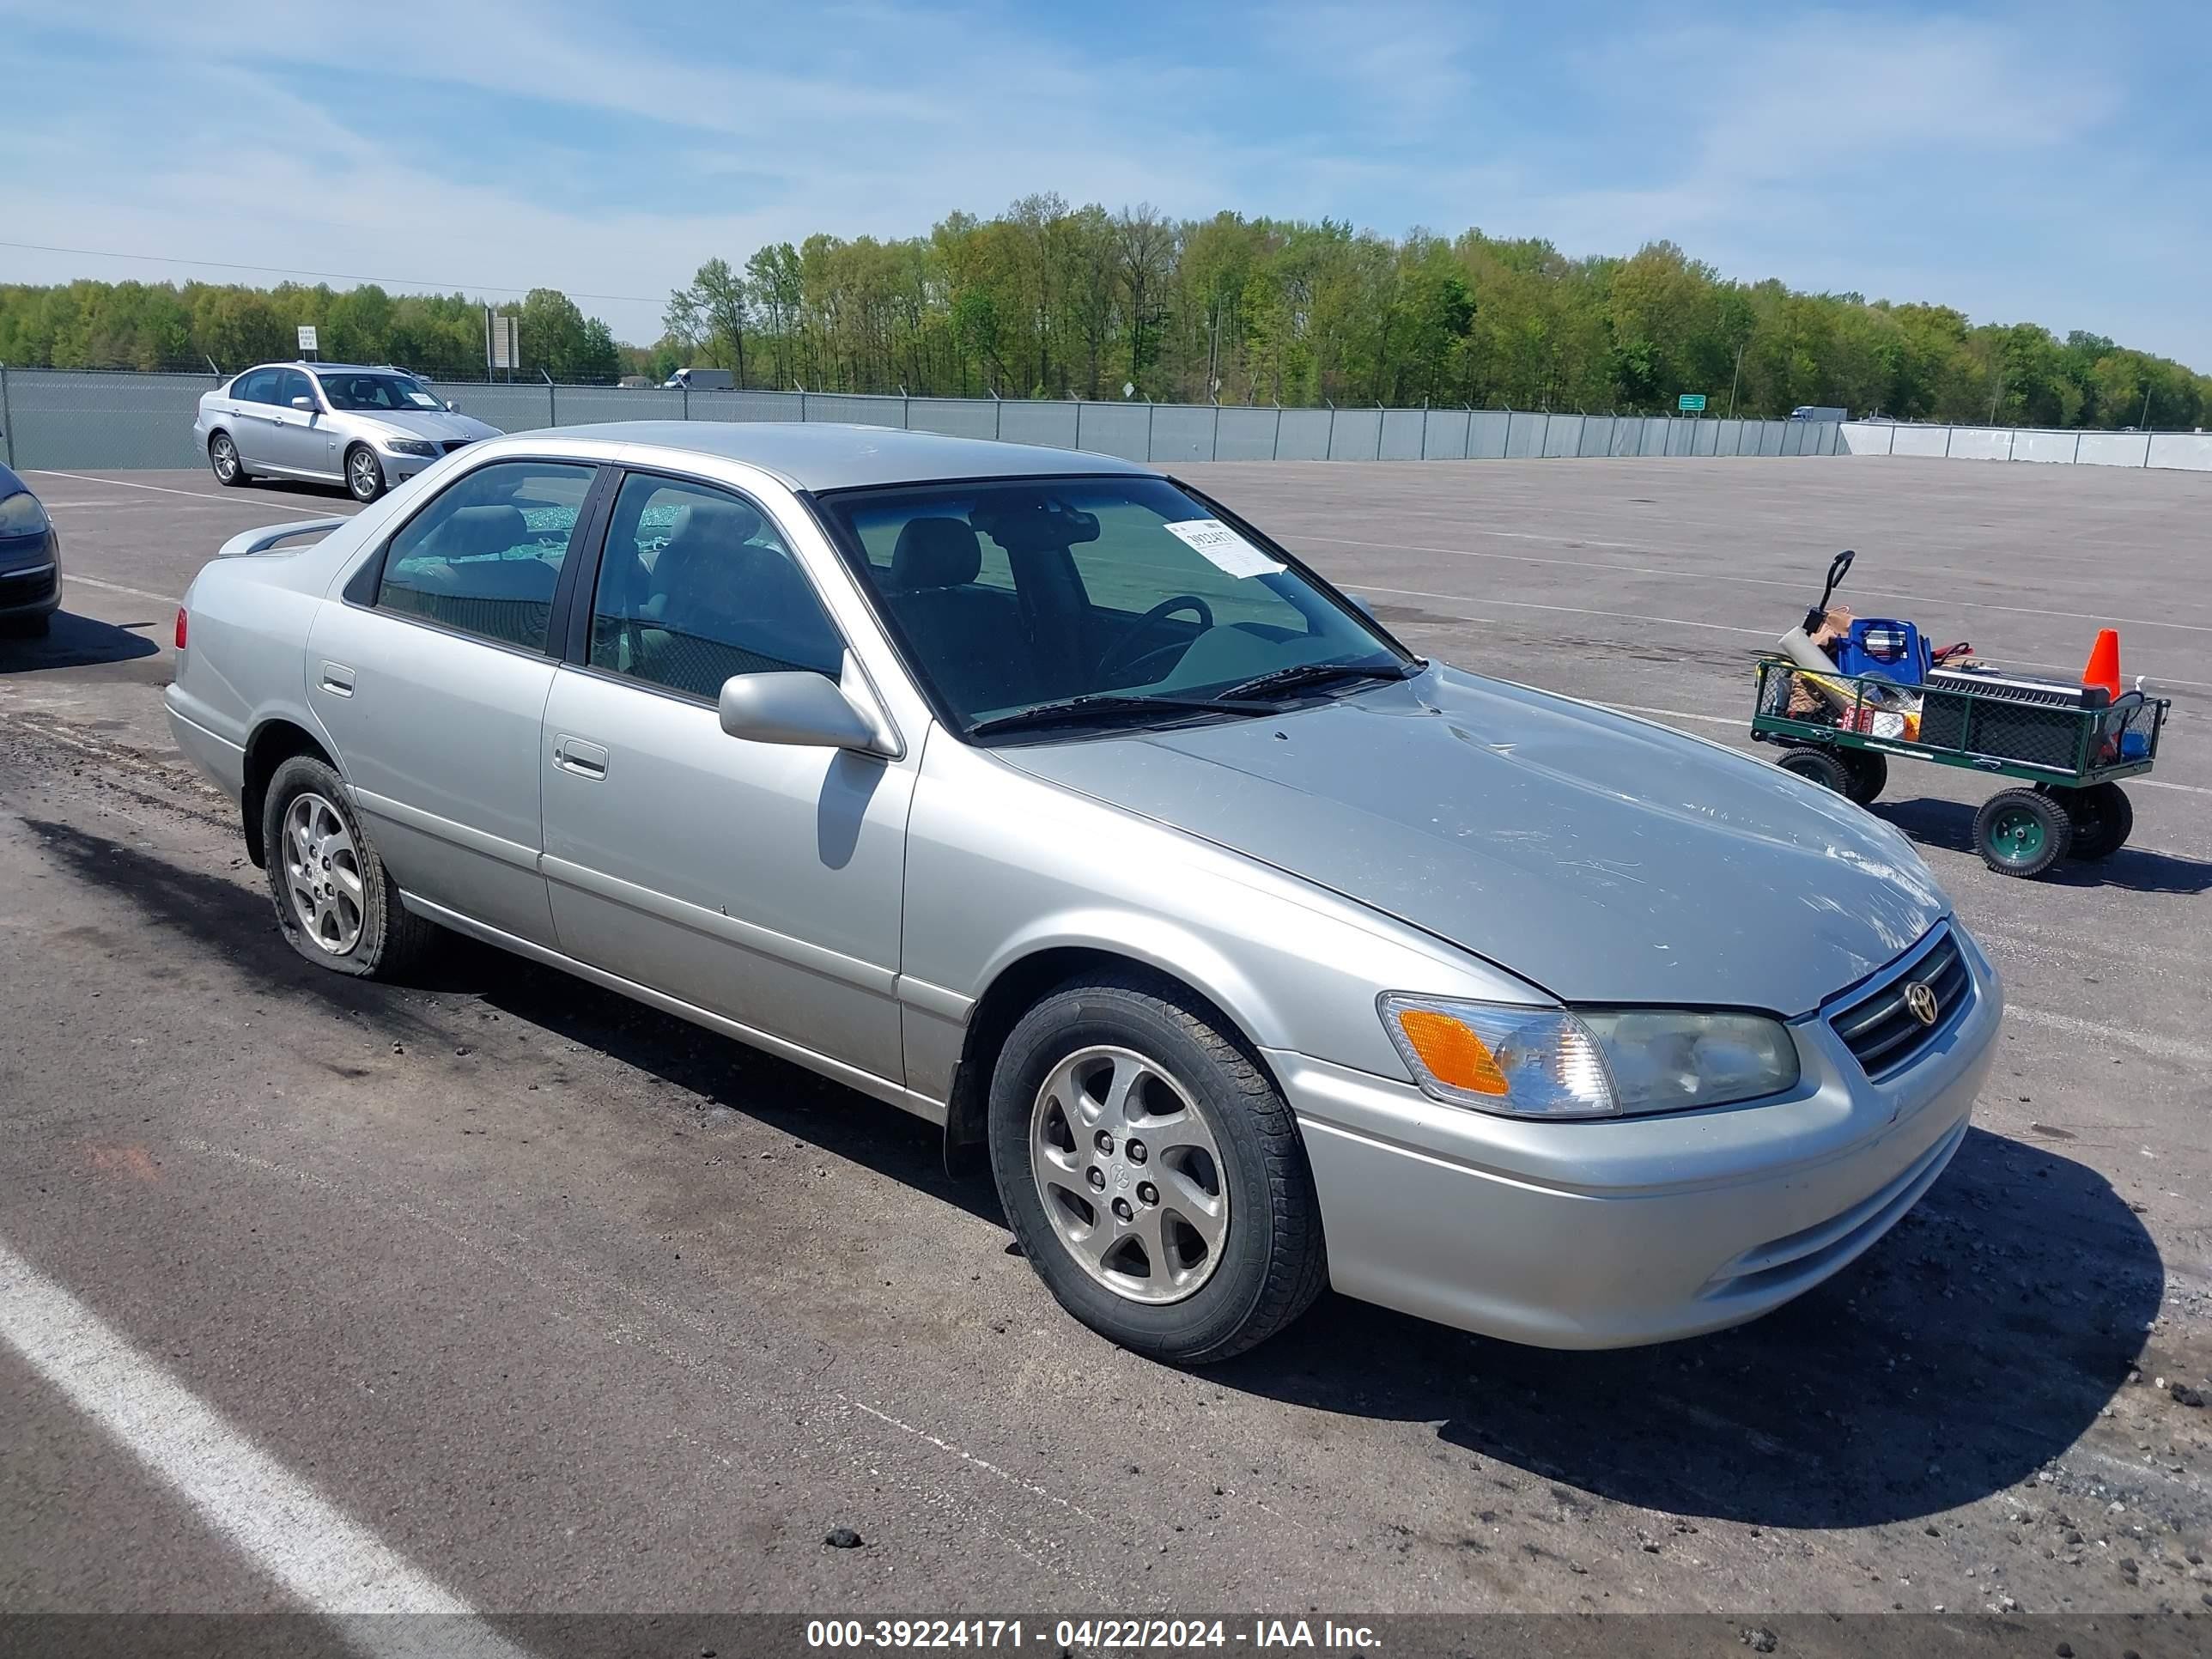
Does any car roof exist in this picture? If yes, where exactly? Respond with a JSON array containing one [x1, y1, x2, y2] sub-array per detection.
[[238, 362, 403, 377], [543, 421, 1158, 493]]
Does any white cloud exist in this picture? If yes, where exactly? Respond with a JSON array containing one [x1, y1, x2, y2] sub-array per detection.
[[4, 1, 2207, 367]]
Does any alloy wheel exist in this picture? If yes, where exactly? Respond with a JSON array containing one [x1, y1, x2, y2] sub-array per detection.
[[1029, 1045, 1229, 1304], [283, 792, 366, 955]]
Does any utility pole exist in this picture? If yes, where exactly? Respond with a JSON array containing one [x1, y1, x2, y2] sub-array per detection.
[[1727, 343, 1745, 418], [1988, 371, 2002, 426], [2142, 384, 2154, 430]]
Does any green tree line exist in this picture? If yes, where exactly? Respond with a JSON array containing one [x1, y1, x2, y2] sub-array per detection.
[[7, 199, 2208, 428], [0, 280, 619, 383]]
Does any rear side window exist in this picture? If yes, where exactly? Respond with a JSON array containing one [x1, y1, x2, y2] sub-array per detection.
[[376, 460, 597, 651], [587, 473, 844, 698], [232, 368, 277, 404]]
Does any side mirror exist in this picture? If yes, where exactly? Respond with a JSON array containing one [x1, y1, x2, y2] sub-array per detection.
[[290, 395, 314, 411], [1346, 593, 1378, 621], [445, 399, 458, 412], [719, 672, 890, 756]]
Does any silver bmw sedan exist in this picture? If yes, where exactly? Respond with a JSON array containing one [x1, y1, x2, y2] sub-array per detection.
[[163, 423, 2000, 1364], [194, 362, 502, 502]]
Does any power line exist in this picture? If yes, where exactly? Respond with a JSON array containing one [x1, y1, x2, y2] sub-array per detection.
[[0, 240, 668, 306]]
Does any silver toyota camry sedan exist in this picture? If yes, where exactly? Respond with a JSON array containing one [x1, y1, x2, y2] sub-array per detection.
[[164, 423, 2001, 1364], [194, 362, 502, 502]]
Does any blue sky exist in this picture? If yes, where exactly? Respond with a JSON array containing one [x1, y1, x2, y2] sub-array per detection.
[[5, 1, 2209, 366]]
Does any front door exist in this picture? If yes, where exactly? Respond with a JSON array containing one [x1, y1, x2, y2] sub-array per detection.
[[265, 368, 334, 477], [539, 471, 913, 1085], [307, 456, 603, 946]]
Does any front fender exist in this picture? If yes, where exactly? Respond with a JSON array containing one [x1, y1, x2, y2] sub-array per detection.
[[900, 734, 1540, 1108]]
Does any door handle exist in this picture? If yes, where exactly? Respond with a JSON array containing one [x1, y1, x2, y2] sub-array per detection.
[[552, 735, 609, 780], [319, 660, 356, 696]]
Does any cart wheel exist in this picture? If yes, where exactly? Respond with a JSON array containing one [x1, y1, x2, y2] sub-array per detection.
[[1975, 787, 2072, 878], [1776, 747, 1853, 796], [1837, 749, 1887, 805], [2054, 782, 2133, 860]]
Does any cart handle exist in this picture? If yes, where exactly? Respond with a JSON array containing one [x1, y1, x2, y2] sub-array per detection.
[[1802, 549, 1854, 633]]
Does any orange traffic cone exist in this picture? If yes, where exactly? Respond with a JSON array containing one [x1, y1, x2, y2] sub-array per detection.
[[2081, 629, 2122, 701]]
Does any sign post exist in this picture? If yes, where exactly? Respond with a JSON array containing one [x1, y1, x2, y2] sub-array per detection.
[[1677, 392, 1705, 414], [296, 325, 319, 360]]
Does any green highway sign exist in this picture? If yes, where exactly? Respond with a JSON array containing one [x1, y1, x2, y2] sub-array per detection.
[[1678, 392, 1706, 412]]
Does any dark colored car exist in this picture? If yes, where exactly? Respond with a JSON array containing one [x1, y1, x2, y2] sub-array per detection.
[[0, 463, 61, 637]]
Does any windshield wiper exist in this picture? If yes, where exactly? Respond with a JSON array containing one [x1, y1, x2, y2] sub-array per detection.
[[1213, 659, 1421, 703], [969, 691, 1278, 738]]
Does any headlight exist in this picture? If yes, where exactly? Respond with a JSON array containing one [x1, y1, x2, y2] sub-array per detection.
[[1380, 994, 1800, 1119], [382, 438, 440, 458], [0, 492, 50, 537]]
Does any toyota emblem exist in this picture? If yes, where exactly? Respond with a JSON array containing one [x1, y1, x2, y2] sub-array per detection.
[[1903, 981, 1940, 1027]]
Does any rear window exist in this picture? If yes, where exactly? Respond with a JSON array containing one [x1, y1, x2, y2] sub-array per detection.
[[375, 461, 597, 651]]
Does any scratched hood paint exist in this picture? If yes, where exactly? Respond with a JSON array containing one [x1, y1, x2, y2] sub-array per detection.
[[999, 665, 1948, 1015]]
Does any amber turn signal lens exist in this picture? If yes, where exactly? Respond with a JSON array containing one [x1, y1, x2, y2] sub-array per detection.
[[1395, 1009, 1510, 1096]]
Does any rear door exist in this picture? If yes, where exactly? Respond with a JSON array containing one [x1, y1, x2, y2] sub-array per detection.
[[538, 468, 915, 1085], [227, 368, 285, 471], [307, 456, 607, 946]]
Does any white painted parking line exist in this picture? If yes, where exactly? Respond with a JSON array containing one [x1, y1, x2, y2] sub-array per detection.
[[64, 573, 183, 606], [26, 469, 240, 502], [1355, 581, 1772, 636], [1298, 530, 2212, 634], [1602, 702, 1745, 727], [0, 1238, 536, 1654], [2006, 1006, 2212, 1067]]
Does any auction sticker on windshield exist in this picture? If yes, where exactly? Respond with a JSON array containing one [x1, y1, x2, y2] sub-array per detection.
[[1162, 518, 1284, 579]]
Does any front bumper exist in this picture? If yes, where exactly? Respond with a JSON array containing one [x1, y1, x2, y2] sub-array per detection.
[[0, 530, 61, 619], [1268, 924, 2002, 1349]]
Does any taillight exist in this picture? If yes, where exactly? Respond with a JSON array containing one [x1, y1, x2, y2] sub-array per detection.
[[174, 607, 188, 650]]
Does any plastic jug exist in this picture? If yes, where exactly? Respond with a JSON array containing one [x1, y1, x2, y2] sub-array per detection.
[[1833, 618, 1929, 685]]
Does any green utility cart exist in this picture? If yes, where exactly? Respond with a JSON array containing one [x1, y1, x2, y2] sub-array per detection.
[[1750, 658, 2170, 878]]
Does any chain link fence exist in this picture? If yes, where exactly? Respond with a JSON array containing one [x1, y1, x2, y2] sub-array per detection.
[[0, 365, 1844, 474]]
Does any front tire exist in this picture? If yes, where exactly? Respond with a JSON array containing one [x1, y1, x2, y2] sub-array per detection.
[[261, 756, 436, 977], [1975, 787, 2072, 878], [345, 445, 386, 503], [209, 431, 249, 486], [1776, 745, 1854, 797], [987, 975, 1326, 1364], [1837, 748, 1887, 805]]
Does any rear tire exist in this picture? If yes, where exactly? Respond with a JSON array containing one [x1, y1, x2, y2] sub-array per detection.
[[345, 445, 386, 503], [1776, 746, 1854, 797], [986, 974, 1326, 1365], [260, 755, 437, 977], [1837, 748, 1888, 805], [2051, 781, 2133, 860], [1975, 787, 2071, 878], [209, 431, 249, 486]]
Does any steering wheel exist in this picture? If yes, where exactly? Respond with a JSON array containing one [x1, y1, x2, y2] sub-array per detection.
[[1097, 594, 1214, 684]]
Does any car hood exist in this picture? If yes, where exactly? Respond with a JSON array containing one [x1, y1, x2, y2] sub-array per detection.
[[350, 410, 503, 441], [995, 665, 1948, 1016]]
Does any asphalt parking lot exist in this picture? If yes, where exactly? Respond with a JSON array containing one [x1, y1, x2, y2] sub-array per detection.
[[3, 456, 2208, 1635]]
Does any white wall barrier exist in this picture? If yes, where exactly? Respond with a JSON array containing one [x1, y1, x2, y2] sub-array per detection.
[[1842, 421, 2212, 472]]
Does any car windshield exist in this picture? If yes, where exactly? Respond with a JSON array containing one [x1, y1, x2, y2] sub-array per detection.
[[318, 373, 444, 412], [814, 475, 1411, 738]]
